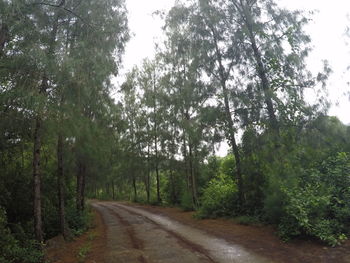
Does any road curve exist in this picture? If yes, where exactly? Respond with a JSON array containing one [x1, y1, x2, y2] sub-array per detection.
[[91, 201, 273, 263]]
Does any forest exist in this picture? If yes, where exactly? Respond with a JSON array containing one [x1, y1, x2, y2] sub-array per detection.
[[1, 0, 350, 262]]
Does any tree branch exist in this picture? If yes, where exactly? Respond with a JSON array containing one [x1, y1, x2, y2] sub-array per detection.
[[29, 2, 94, 28]]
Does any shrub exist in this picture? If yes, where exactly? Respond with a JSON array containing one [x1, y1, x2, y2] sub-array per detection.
[[0, 207, 43, 263], [180, 191, 194, 211], [197, 174, 238, 218], [278, 153, 350, 246], [278, 182, 336, 243], [66, 205, 93, 236]]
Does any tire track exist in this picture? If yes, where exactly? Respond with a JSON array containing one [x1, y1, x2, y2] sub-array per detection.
[[111, 203, 216, 263], [99, 204, 147, 263], [113, 203, 272, 263]]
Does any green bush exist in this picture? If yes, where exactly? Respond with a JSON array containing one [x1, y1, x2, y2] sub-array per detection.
[[278, 152, 350, 246], [278, 182, 336, 243], [162, 172, 184, 206], [180, 191, 194, 211], [197, 174, 238, 218], [0, 207, 43, 263], [66, 205, 93, 236]]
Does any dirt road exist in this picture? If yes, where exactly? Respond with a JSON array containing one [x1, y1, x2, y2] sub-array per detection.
[[46, 201, 350, 263], [92, 201, 272, 263]]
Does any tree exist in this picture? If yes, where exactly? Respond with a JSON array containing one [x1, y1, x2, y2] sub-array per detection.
[[0, 0, 129, 244], [165, 1, 245, 207]]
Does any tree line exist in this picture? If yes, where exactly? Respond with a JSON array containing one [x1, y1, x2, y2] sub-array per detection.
[[0, 0, 129, 261]]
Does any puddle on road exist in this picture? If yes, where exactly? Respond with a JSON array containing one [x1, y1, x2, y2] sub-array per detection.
[[117, 204, 272, 263]]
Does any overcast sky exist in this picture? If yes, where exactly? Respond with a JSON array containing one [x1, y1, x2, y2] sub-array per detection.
[[117, 0, 350, 125]]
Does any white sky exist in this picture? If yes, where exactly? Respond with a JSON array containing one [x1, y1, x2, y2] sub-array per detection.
[[116, 0, 350, 155]]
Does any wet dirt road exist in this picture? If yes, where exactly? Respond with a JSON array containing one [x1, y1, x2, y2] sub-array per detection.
[[91, 201, 272, 263]]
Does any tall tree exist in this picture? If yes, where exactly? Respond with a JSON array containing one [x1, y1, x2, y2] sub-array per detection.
[[166, 2, 245, 206]]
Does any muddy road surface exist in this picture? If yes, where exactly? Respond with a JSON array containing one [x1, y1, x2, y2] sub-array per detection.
[[92, 201, 272, 263]]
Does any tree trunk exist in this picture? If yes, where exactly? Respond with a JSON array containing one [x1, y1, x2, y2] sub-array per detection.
[[132, 176, 137, 201], [146, 143, 151, 203], [32, 12, 59, 244], [188, 143, 198, 208], [57, 132, 68, 239], [222, 85, 244, 208], [185, 110, 198, 208], [182, 130, 190, 191], [153, 70, 161, 204], [33, 115, 43, 243], [171, 172, 176, 203], [81, 168, 85, 210], [106, 183, 109, 196], [0, 23, 9, 53], [155, 162, 160, 203], [240, 2, 279, 132], [210, 26, 244, 208], [112, 180, 115, 200], [76, 162, 86, 212]]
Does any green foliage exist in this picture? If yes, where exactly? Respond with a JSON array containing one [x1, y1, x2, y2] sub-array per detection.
[[0, 207, 43, 263], [66, 205, 93, 237], [278, 153, 350, 246], [162, 172, 185, 206], [77, 243, 91, 263], [219, 154, 235, 178], [197, 174, 238, 218], [180, 191, 194, 212]]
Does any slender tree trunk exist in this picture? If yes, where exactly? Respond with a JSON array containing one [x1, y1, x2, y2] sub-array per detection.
[[146, 172, 150, 203], [188, 143, 198, 207], [155, 161, 160, 203], [112, 180, 115, 200], [169, 170, 176, 203], [154, 107, 160, 203], [185, 110, 198, 207], [182, 131, 190, 191], [146, 143, 151, 203], [0, 23, 8, 54], [76, 162, 85, 212], [210, 26, 244, 208], [57, 132, 68, 239], [222, 85, 244, 208], [76, 163, 82, 211], [33, 115, 43, 243], [32, 76, 50, 243], [172, 172, 176, 203], [152, 70, 161, 204], [81, 167, 85, 210], [240, 2, 279, 133], [106, 183, 109, 196], [132, 176, 137, 201], [32, 12, 59, 243], [21, 140, 25, 170]]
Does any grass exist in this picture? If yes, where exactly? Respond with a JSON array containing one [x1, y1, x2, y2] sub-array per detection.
[[87, 231, 97, 241], [77, 243, 91, 263]]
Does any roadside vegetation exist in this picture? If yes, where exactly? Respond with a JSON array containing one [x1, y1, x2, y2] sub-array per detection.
[[1, 0, 350, 262]]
